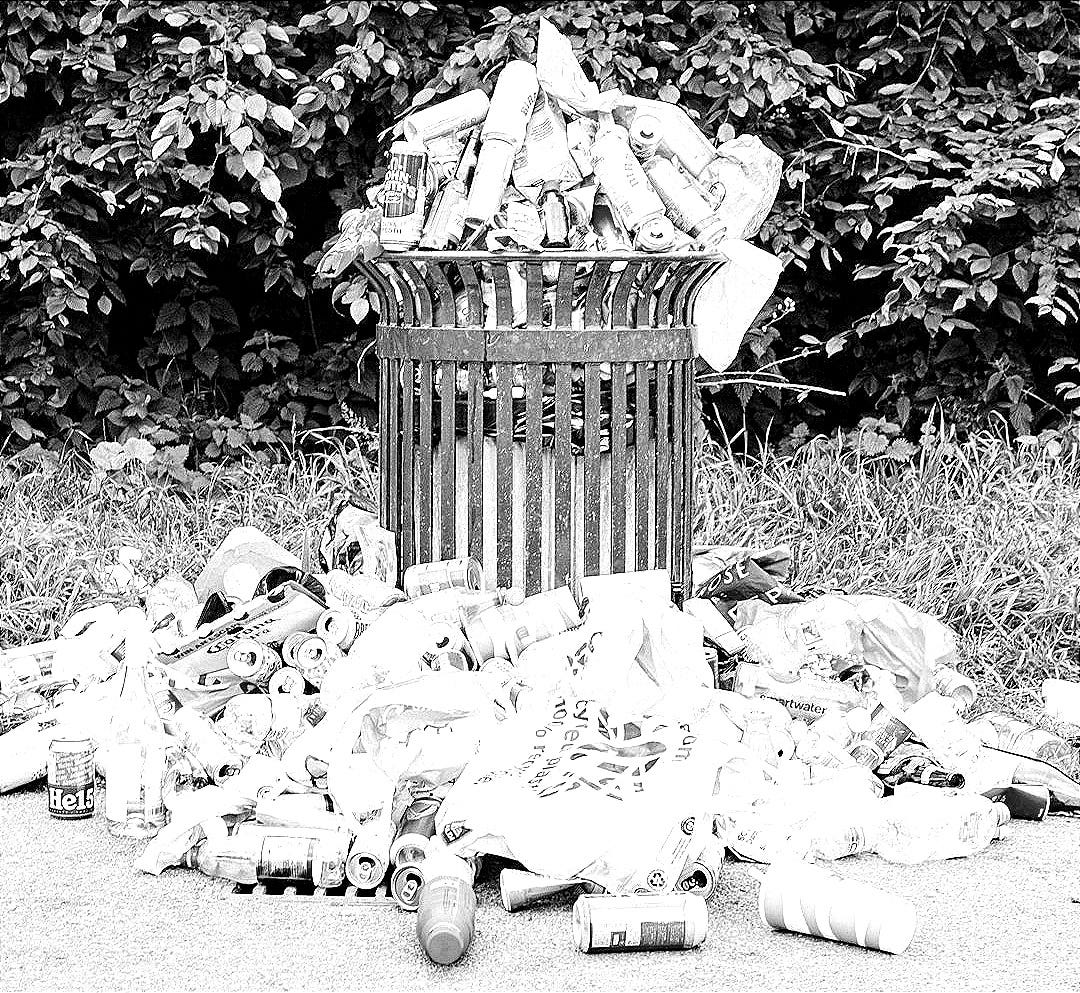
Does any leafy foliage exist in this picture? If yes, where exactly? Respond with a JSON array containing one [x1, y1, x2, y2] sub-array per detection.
[[0, 1, 1077, 462]]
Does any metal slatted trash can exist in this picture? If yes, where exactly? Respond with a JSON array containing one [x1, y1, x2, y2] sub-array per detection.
[[363, 250, 723, 602]]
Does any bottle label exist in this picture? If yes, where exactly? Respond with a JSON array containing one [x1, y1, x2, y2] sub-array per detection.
[[259, 837, 315, 882]]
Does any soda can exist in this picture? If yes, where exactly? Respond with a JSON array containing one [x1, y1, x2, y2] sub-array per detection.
[[500, 869, 589, 912], [268, 666, 307, 696], [47, 737, 95, 820], [381, 140, 427, 251], [758, 859, 916, 955], [345, 816, 394, 888], [227, 638, 282, 685], [391, 861, 427, 911], [403, 558, 484, 598], [401, 89, 490, 144], [464, 587, 581, 665], [316, 609, 361, 652], [676, 844, 724, 900], [591, 123, 668, 234], [285, 635, 332, 689], [572, 894, 708, 953], [628, 115, 662, 158], [390, 795, 441, 866]]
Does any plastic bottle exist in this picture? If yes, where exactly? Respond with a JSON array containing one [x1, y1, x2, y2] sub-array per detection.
[[869, 786, 1011, 864], [416, 848, 478, 966], [102, 622, 170, 839], [185, 824, 348, 887], [973, 712, 1080, 780]]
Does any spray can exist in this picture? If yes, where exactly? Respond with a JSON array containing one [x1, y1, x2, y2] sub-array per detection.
[[403, 557, 485, 598], [465, 61, 539, 227], [643, 155, 726, 247], [591, 121, 675, 252], [401, 89, 490, 144], [47, 737, 95, 820], [381, 140, 428, 251], [417, 849, 478, 965], [573, 894, 708, 953], [227, 638, 282, 685]]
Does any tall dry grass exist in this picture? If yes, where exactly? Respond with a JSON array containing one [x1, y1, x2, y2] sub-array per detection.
[[2, 433, 1077, 716]]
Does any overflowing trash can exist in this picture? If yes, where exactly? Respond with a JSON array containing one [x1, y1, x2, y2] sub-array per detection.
[[365, 250, 723, 600]]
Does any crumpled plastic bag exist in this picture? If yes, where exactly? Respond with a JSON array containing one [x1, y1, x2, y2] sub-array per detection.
[[733, 594, 958, 704], [511, 572, 710, 714], [435, 691, 729, 893], [691, 241, 783, 374], [692, 543, 801, 615]]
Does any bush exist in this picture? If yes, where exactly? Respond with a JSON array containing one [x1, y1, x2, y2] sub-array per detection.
[[1, 1, 1077, 460]]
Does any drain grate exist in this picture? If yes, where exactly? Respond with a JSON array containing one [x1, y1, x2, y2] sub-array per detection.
[[232, 880, 396, 905]]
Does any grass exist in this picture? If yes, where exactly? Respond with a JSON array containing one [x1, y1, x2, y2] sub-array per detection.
[[2, 431, 1078, 720]]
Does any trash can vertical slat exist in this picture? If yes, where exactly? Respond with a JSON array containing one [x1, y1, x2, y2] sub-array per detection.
[[634, 362, 651, 570], [554, 262, 577, 326], [457, 260, 483, 324], [554, 362, 572, 585], [400, 358, 415, 573], [583, 363, 601, 575], [610, 362, 628, 574], [492, 265, 513, 327], [671, 360, 686, 604], [495, 362, 514, 588], [524, 364, 544, 595], [611, 262, 643, 326], [655, 359, 671, 571], [525, 262, 543, 327], [682, 366, 695, 601], [400, 261, 432, 325], [466, 361, 484, 563], [379, 358, 391, 535], [418, 360, 433, 565], [439, 359, 456, 558], [584, 261, 611, 329], [387, 359, 401, 543], [428, 261, 455, 326]]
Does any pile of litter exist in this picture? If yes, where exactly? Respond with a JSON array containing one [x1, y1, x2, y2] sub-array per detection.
[[2, 502, 1078, 963], [318, 18, 784, 375]]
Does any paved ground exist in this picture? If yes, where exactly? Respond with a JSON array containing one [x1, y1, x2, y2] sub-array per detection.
[[2, 783, 1078, 991]]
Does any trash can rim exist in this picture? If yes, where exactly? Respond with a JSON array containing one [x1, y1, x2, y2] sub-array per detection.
[[371, 249, 727, 263]]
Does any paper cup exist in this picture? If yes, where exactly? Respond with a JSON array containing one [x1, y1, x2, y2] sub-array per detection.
[[758, 860, 916, 955]]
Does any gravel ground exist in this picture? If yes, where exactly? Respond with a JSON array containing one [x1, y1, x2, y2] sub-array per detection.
[[2, 784, 1078, 992]]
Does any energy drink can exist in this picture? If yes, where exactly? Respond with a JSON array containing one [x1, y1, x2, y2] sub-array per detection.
[[47, 737, 95, 820], [572, 894, 708, 953], [227, 638, 282, 685], [403, 558, 484, 598], [381, 140, 427, 251]]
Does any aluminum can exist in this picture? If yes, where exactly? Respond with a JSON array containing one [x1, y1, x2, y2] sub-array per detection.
[[47, 737, 95, 820], [381, 140, 427, 251], [227, 637, 282, 685], [390, 795, 441, 866], [848, 704, 913, 768], [591, 123, 668, 233], [285, 635, 332, 689], [403, 558, 484, 598], [268, 666, 307, 696], [573, 894, 708, 953], [315, 609, 361, 652], [464, 586, 581, 664], [401, 89, 490, 143], [643, 155, 726, 246]]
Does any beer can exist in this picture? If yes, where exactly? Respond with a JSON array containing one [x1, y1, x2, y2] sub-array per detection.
[[227, 638, 282, 685], [628, 115, 662, 158], [676, 844, 724, 899], [268, 666, 307, 696], [403, 558, 484, 598], [316, 609, 361, 652], [47, 737, 95, 820], [848, 704, 913, 768], [381, 140, 427, 251], [390, 795, 441, 865], [572, 894, 708, 953], [501, 869, 585, 912], [464, 587, 581, 664], [391, 861, 426, 911], [591, 123, 668, 234], [643, 155, 725, 246], [401, 89, 490, 144]]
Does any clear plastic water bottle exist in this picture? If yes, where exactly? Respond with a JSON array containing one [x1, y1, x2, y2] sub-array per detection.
[[869, 786, 1010, 864]]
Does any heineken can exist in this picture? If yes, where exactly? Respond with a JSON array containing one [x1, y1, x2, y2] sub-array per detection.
[[47, 737, 96, 820]]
